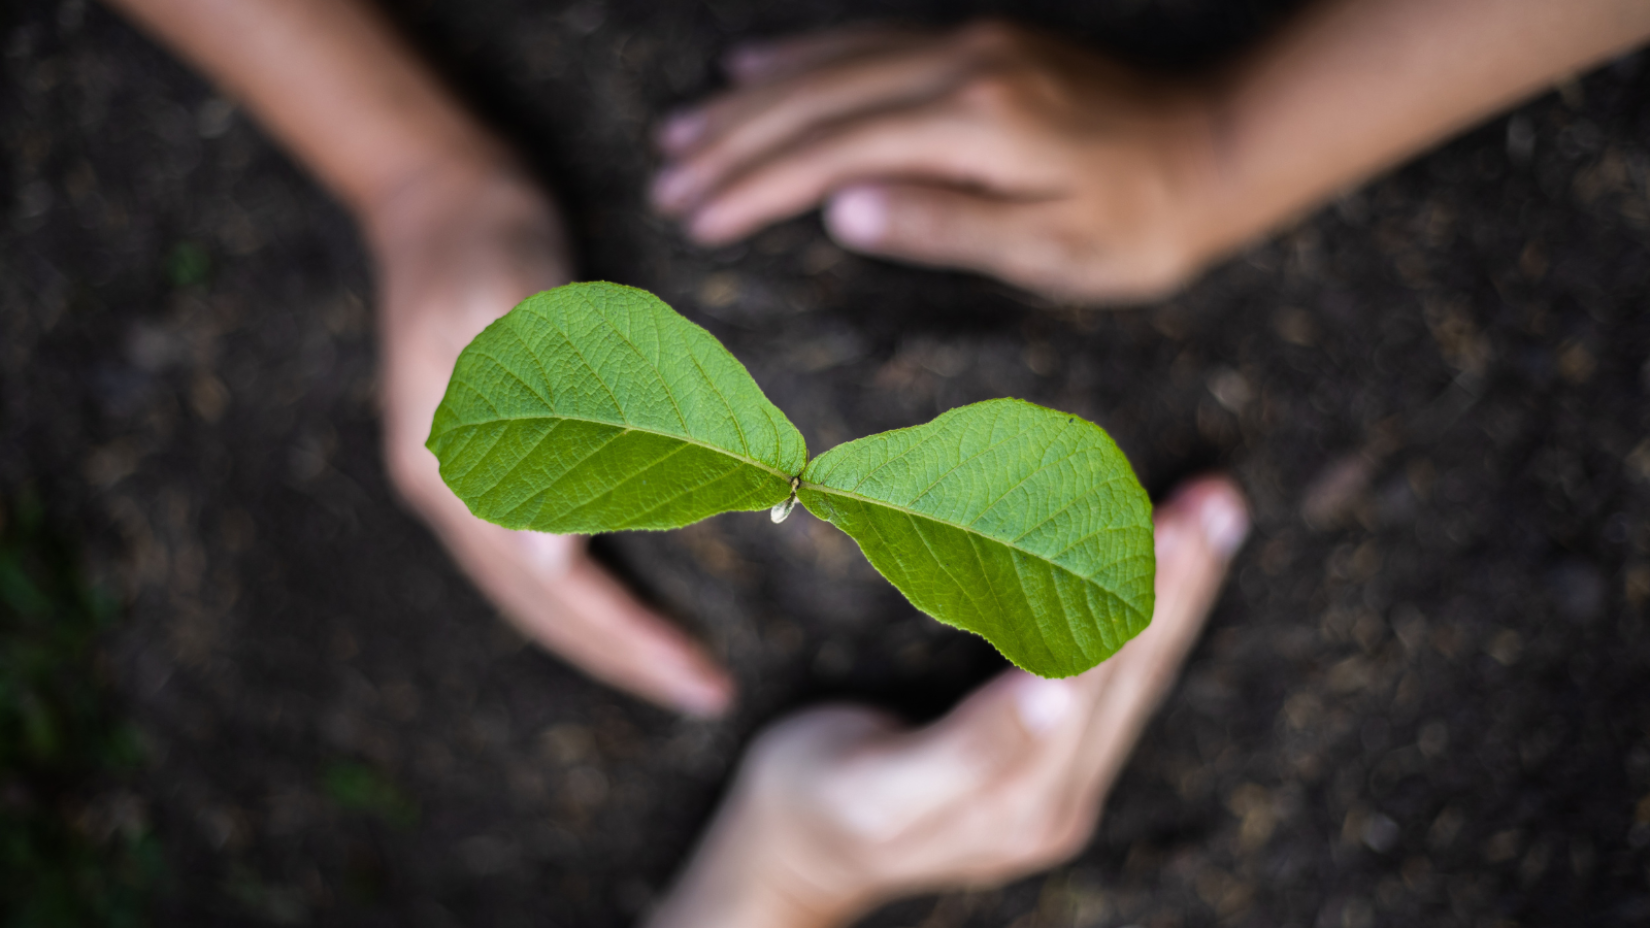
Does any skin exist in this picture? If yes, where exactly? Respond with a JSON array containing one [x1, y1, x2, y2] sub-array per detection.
[[654, 0, 1650, 304], [105, 0, 733, 716], [645, 477, 1250, 928], [93, 1, 1648, 921]]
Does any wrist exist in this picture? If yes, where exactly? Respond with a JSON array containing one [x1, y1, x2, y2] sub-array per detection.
[[1152, 75, 1263, 279], [646, 794, 862, 928], [360, 152, 572, 331], [359, 150, 553, 254]]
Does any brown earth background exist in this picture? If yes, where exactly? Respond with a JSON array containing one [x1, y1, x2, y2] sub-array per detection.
[[3, 0, 1649, 925]]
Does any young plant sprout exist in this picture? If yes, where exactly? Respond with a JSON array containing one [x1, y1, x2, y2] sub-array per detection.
[[427, 282, 1155, 677]]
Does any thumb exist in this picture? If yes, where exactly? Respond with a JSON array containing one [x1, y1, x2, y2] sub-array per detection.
[[824, 183, 1052, 282], [439, 514, 735, 717], [545, 554, 737, 716], [820, 670, 1077, 840]]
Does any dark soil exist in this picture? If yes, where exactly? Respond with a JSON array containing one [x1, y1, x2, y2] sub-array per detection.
[[4, 1, 1649, 926]]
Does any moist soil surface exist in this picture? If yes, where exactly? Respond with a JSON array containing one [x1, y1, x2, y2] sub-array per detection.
[[4, 1, 1650, 926]]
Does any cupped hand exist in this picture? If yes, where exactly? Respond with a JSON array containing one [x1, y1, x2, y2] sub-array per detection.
[[648, 476, 1248, 928], [366, 163, 733, 716], [651, 21, 1228, 304]]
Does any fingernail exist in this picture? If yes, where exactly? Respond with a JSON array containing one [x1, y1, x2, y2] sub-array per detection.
[[686, 203, 728, 243], [657, 111, 705, 153], [673, 676, 733, 718], [826, 186, 887, 246], [1199, 487, 1250, 558], [723, 44, 773, 78], [1013, 675, 1074, 734], [651, 165, 696, 211]]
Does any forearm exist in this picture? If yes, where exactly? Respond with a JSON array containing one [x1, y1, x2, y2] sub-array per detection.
[[103, 0, 515, 222], [1199, 0, 1650, 253], [645, 798, 855, 928]]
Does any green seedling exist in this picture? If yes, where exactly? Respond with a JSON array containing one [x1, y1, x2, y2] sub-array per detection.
[[427, 282, 1155, 677]]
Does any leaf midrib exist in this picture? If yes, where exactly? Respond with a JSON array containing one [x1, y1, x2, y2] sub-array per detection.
[[433, 411, 796, 482], [802, 482, 1148, 600]]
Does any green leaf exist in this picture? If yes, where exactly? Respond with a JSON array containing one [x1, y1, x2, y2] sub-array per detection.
[[427, 282, 807, 533], [798, 399, 1155, 678]]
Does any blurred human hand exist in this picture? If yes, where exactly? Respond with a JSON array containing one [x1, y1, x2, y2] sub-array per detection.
[[651, 21, 1225, 304], [647, 476, 1249, 928], [366, 163, 734, 716]]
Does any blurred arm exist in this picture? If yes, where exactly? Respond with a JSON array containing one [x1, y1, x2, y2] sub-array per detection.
[[104, 0, 511, 221], [1201, 0, 1650, 252], [655, 0, 1650, 302], [99, 0, 738, 716]]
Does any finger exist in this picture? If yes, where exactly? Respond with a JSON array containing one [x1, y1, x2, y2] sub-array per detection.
[[682, 103, 1046, 245], [938, 476, 1249, 873], [824, 183, 1064, 286], [653, 42, 973, 205], [537, 551, 737, 716], [429, 489, 736, 716], [722, 26, 928, 85], [818, 670, 1077, 841], [1062, 475, 1249, 805], [809, 481, 1246, 883]]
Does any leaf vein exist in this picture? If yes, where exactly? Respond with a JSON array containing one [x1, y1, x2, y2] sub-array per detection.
[[902, 425, 1037, 506], [614, 459, 754, 529], [532, 304, 628, 422], [1007, 475, 1130, 545], [812, 485, 1142, 593], [684, 345, 752, 458], [475, 419, 576, 512], [547, 440, 696, 523], [1002, 541, 1065, 669], [500, 316, 560, 409], [586, 290, 691, 434], [492, 426, 627, 523], [441, 412, 791, 481]]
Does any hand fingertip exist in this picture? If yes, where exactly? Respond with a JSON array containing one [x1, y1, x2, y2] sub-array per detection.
[[722, 43, 774, 80], [686, 205, 735, 245], [655, 645, 735, 717], [651, 652, 734, 717], [825, 186, 887, 247], [650, 165, 695, 212], [1199, 484, 1251, 558], [675, 680, 734, 718], [1188, 478, 1247, 551], [1157, 477, 1250, 560], [656, 110, 705, 154], [1012, 674, 1075, 734]]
